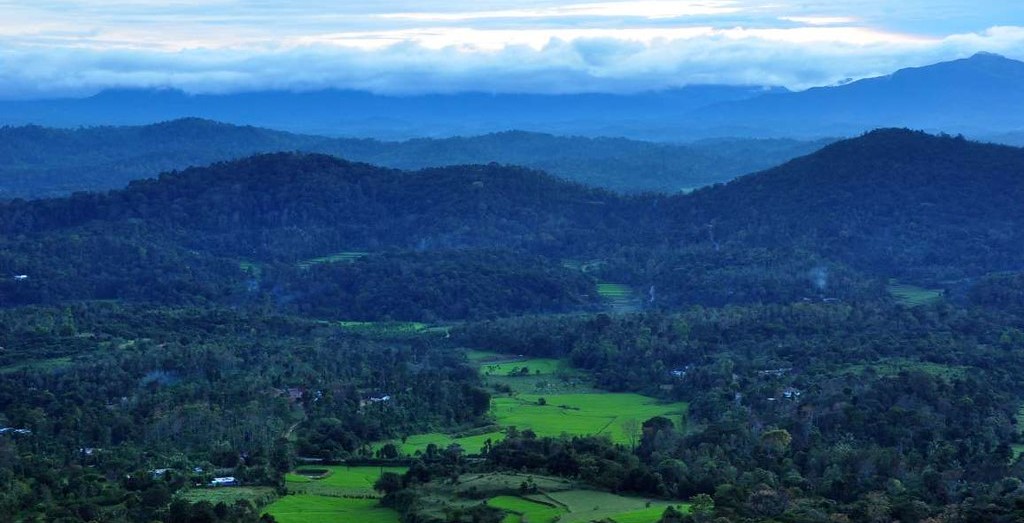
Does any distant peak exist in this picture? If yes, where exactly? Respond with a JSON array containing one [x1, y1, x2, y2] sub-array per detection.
[[970, 51, 1007, 60]]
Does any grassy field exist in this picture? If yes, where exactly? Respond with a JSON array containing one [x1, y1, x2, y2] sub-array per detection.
[[488, 490, 689, 523], [411, 472, 687, 523], [177, 486, 276, 507], [469, 350, 591, 394], [492, 393, 686, 444], [383, 431, 501, 456], [477, 356, 564, 377], [887, 280, 944, 306], [533, 490, 687, 523], [612, 505, 685, 523], [285, 465, 407, 497], [264, 495, 399, 523], [838, 358, 968, 380], [489, 495, 564, 523], [384, 392, 687, 456], [297, 251, 369, 269]]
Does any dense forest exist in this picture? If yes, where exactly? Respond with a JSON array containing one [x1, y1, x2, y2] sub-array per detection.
[[2, 128, 1024, 522], [0, 119, 829, 199]]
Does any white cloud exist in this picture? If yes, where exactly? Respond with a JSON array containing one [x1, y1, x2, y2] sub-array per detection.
[[0, 1, 1020, 97]]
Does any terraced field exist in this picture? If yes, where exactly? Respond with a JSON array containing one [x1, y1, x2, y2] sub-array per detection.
[[264, 495, 398, 523], [597, 282, 641, 313], [887, 280, 944, 306]]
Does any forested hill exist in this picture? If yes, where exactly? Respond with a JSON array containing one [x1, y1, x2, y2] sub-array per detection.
[[682, 129, 1024, 280], [0, 153, 667, 259], [3, 130, 1024, 314], [0, 119, 828, 199]]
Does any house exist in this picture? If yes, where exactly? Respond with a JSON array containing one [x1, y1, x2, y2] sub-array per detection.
[[152, 468, 171, 477], [783, 387, 802, 399], [210, 476, 237, 487], [758, 367, 792, 377], [13, 275, 28, 281], [670, 365, 693, 378], [286, 388, 304, 402], [360, 393, 393, 408], [0, 427, 31, 435]]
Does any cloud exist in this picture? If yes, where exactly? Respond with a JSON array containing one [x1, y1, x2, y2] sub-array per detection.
[[0, 1, 1021, 97]]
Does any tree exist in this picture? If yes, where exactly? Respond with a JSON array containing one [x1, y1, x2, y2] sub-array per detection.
[[622, 418, 641, 451]]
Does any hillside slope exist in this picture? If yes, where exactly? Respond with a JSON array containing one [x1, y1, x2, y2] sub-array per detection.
[[682, 129, 1024, 280]]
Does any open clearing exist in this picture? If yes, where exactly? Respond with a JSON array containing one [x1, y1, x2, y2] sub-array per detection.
[[470, 350, 565, 377], [297, 251, 369, 269], [597, 282, 641, 313], [887, 280, 944, 306], [264, 495, 399, 523], [489, 495, 564, 523], [378, 351, 686, 455], [488, 490, 690, 523], [531, 489, 688, 523], [385, 392, 686, 455], [285, 465, 407, 497]]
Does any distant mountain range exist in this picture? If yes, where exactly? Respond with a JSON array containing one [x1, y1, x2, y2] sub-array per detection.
[[0, 85, 779, 141], [0, 54, 1022, 140], [695, 53, 1024, 138], [0, 119, 829, 199]]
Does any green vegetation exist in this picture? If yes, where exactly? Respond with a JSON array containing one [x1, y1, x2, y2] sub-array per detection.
[[531, 490, 685, 523], [492, 393, 685, 444], [286, 466, 407, 496], [489, 495, 564, 523], [335, 320, 431, 336], [0, 356, 73, 374], [597, 282, 640, 312], [0, 119, 827, 200], [264, 495, 399, 523], [479, 358, 563, 377], [596, 283, 632, 298], [838, 358, 969, 380], [176, 487, 276, 507], [297, 251, 369, 269], [888, 280, 944, 306]]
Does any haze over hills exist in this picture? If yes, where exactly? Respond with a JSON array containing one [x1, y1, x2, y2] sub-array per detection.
[[0, 119, 830, 199], [0, 85, 782, 141], [695, 53, 1024, 138], [1, 55, 1022, 141]]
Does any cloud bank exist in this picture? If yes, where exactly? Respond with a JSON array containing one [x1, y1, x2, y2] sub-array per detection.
[[0, 1, 1021, 98]]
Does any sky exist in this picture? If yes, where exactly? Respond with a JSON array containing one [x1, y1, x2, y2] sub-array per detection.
[[0, 1, 1022, 98]]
